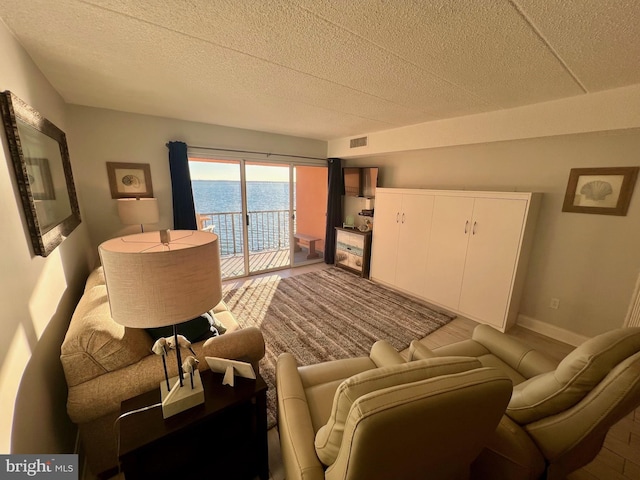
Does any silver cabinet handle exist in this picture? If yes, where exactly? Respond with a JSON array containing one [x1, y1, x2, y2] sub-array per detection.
[[464, 220, 469, 234], [472, 221, 477, 235]]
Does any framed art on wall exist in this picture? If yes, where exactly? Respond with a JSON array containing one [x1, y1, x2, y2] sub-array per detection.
[[562, 167, 639, 216], [0, 90, 82, 257], [107, 162, 154, 198]]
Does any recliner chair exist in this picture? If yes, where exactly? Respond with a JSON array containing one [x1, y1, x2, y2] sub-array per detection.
[[276, 340, 513, 480], [410, 325, 640, 479]]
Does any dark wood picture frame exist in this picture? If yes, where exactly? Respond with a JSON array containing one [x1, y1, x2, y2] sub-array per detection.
[[107, 162, 153, 199], [562, 167, 639, 216], [0, 90, 81, 257]]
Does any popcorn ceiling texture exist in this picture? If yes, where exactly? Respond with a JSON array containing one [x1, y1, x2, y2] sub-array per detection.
[[0, 0, 638, 140]]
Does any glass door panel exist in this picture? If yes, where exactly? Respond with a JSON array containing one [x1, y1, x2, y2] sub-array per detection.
[[245, 162, 292, 274], [189, 158, 247, 279], [293, 165, 328, 266]]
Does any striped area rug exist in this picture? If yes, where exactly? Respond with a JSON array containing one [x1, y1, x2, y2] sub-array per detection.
[[223, 267, 456, 429]]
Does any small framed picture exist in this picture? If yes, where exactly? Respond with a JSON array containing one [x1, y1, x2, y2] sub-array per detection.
[[562, 167, 639, 216], [107, 162, 153, 199], [26, 157, 56, 200]]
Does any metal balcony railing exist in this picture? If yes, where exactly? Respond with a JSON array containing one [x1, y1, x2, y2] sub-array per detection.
[[199, 209, 295, 256]]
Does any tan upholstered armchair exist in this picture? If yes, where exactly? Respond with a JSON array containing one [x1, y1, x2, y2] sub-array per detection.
[[276, 340, 513, 480], [410, 324, 640, 480]]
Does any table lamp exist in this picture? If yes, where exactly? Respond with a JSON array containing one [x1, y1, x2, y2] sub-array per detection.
[[117, 197, 159, 232], [99, 229, 222, 418]]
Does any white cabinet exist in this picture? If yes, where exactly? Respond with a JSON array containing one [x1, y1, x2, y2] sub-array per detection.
[[370, 191, 434, 298], [372, 188, 540, 331], [458, 198, 528, 329]]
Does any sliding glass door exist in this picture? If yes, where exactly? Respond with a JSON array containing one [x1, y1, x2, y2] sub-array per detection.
[[190, 156, 327, 279], [190, 159, 247, 278], [293, 165, 328, 266], [245, 162, 292, 274]]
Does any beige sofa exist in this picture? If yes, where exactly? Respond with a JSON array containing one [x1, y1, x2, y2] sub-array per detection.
[[60, 267, 266, 477]]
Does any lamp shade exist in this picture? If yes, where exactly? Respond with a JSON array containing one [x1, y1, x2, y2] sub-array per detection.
[[117, 198, 160, 225], [98, 230, 222, 328]]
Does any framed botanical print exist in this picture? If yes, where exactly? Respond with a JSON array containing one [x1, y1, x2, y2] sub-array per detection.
[[107, 162, 154, 199], [562, 167, 639, 216]]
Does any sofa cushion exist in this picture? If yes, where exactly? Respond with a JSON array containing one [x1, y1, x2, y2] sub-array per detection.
[[507, 327, 640, 424], [84, 266, 106, 291], [61, 285, 153, 386], [314, 356, 482, 466]]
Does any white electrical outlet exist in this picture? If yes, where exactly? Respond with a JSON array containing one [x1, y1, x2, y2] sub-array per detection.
[[550, 298, 560, 309]]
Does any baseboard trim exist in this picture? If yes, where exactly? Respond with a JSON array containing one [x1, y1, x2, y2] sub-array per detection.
[[517, 315, 590, 347]]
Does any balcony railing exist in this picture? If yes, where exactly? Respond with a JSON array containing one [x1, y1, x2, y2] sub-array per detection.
[[199, 209, 295, 256]]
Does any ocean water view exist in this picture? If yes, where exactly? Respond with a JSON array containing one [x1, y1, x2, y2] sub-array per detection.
[[192, 180, 295, 255], [192, 180, 293, 213]]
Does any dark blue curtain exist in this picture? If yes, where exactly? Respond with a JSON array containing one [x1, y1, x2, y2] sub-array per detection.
[[167, 141, 197, 230], [324, 158, 344, 264]]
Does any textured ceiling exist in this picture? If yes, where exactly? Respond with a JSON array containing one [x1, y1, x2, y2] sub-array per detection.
[[1, 0, 639, 141]]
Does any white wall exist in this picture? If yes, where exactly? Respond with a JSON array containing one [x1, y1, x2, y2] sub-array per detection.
[[0, 21, 93, 454], [67, 105, 327, 251], [345, 129, 640, 339]]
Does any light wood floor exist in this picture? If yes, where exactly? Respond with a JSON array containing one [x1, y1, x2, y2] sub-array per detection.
[[257, 264, 640, 480]]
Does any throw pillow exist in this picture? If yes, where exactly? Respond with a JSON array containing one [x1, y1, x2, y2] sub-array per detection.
[[314, 356, 482, 466], [146, 311, 222, 343]]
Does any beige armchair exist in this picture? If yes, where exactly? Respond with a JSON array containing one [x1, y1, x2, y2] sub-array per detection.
[[410, 324, 640, 480], [276, 340, 513, 480]]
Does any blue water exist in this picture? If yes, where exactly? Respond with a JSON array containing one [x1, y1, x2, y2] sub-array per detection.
[[192, 180, 295, 255], [192, 180, 292, 213]]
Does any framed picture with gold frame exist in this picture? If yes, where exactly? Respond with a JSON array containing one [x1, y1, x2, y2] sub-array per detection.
[[107, 162, 153, 199], [562, 167, 639, 216]]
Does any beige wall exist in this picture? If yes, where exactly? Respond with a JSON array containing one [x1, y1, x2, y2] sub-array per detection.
[[345, 129, 640, 339], [0, 22, 93, 453], [67, 105, 327, 251]]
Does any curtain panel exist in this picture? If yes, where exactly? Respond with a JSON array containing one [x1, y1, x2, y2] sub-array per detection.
[[324, 157, 344, 264], [167, 141, 198, 230]]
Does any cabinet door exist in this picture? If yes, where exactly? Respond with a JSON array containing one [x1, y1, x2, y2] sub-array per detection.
[[458, 198, 527, 328], [395, 194, 434, 297], [424, 196, 474, 308], [370, 191, 403, 284]]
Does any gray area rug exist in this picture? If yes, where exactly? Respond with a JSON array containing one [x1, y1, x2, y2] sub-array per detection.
[[223, 267, 456, 428]]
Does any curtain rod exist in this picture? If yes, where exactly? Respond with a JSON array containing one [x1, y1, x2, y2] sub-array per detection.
[[187, 145, 327, 161]]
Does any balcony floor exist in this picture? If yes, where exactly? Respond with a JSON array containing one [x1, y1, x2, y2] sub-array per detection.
[[220, 247, 324, 278]]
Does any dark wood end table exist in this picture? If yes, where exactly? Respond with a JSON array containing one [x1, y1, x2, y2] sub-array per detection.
[[118, 369, 268, 480]]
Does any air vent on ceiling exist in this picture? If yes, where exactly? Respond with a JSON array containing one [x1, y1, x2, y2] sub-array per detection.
[[350, 136, 368, 148]]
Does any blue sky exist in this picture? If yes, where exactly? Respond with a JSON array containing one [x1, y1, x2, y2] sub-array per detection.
[[189, 161, 291, 182]]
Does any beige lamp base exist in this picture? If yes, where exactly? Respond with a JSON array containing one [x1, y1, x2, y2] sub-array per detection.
[[160, 370, 205, 419]]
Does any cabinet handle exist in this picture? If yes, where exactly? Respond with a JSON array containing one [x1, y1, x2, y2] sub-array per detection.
[[472, 221, 477, 235], [402, 213, 405, 224], [396, 212, 400, 223], [464, 220, 469, 234]]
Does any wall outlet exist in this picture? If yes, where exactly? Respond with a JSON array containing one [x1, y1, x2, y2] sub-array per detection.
[[550, 298, 560, 310]]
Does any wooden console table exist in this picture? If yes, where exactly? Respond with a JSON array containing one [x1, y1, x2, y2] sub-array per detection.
[[118, 370, 268, 480]]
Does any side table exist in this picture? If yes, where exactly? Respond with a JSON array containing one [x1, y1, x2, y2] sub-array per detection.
[[118, 369, 268, 480]]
